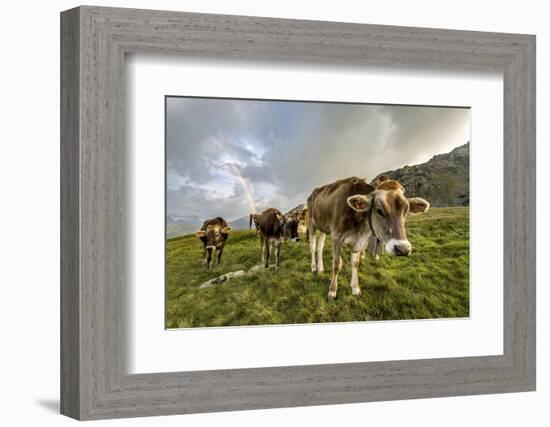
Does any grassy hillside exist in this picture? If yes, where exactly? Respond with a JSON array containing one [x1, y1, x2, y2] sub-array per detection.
[[166, 207, 469, 328]]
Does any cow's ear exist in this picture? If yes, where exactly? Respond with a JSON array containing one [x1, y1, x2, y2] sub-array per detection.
[[347, 194, 371, 212], [408, 197, 430, 214], [221, 226, 232, 234], [195, 230, 207, 238]]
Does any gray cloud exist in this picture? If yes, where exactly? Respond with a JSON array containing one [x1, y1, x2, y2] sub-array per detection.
[[167, 97, 469, 222]]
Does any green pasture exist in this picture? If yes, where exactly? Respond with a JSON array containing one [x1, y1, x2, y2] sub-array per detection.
[[166, 207, 469, 328]]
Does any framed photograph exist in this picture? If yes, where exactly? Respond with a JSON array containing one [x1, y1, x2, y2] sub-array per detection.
[[164, 96, 470, 327], [61, 6, 536, 420]]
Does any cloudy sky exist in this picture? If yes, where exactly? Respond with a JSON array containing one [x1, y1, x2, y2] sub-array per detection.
[[166, 97, 470, 222]]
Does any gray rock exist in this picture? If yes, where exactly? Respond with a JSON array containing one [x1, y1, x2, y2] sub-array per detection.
[[199, 270, 246, 288]]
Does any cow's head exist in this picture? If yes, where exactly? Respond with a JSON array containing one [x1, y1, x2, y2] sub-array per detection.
[[295, 207, 308, 234], [346, 176, 429, 256], [195, 225, 231, 250], [283, 215, 300, 242]]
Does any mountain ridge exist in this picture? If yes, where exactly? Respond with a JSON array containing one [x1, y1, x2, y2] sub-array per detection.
[[372, 142, 469, 207]]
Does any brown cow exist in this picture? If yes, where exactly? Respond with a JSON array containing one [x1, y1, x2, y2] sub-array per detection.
[[258, 208, 300, 270], [307, 176, 429, 298], [249, 213, 261, 234], [285, 206, 309, 236], [194, 217, 232, 270]]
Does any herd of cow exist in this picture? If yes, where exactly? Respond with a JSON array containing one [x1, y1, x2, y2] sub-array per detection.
[[194, 175, 430, 298]]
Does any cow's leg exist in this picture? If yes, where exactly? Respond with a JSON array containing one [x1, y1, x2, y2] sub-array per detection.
[[260, 234, 265, 263], [274, 239, 282, 270], [366, 235, 381, 261], [308, 226, 317, 274], [328, 239, 342, 299], [316, 232, 326, 273], [206, 248, 213, 270], [264, 238, 271, 269], [375, 240, 383, 261], [350, 251, 362, 296], [203, 245, 207, 264], [217, 247, 224, 265]]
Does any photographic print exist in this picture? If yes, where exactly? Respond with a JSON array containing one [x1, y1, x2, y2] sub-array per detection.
[[166, 96, 470, 328]]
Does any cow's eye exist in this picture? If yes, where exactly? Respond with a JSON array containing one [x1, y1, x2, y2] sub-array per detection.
[[376, 208, 385, 217]]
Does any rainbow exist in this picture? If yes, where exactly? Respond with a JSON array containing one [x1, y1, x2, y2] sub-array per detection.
[[211, 137, 257, 214], [227, 162, 257, 215]]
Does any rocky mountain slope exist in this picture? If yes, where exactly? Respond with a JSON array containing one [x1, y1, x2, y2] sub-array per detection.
[[372, 143, 469, 207]]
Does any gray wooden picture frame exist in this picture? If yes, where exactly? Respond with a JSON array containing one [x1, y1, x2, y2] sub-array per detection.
[[60, 5, 536, 421]]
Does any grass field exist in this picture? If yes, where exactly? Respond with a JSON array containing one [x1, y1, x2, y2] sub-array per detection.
[[166, 207, 469, 328]]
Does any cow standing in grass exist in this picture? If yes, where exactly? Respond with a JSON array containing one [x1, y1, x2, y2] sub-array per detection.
[[195, 217, 232, 270], [307, 176, 430, 299], [287, 206, 308, 236], [258, 208, 300, 270]]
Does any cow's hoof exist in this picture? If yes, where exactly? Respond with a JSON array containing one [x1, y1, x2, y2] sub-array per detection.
[[352, 288, 362, 297], [328, 290, 337, 299], [317, 268, 324, 274]]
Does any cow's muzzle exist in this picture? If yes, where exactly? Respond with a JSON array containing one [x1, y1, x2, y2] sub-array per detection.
[[385, 239, 412, 256], [206, 245, 216, 250]]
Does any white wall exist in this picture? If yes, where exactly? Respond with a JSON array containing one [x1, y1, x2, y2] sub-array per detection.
[[0, 0, 546, 425]]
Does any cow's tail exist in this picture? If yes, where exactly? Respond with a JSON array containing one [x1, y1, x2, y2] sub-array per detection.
[[306, 196, 314, 224], [249, 214, 253, 230], [306, 196, 315, 243], [302, 206, 309, 228]]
